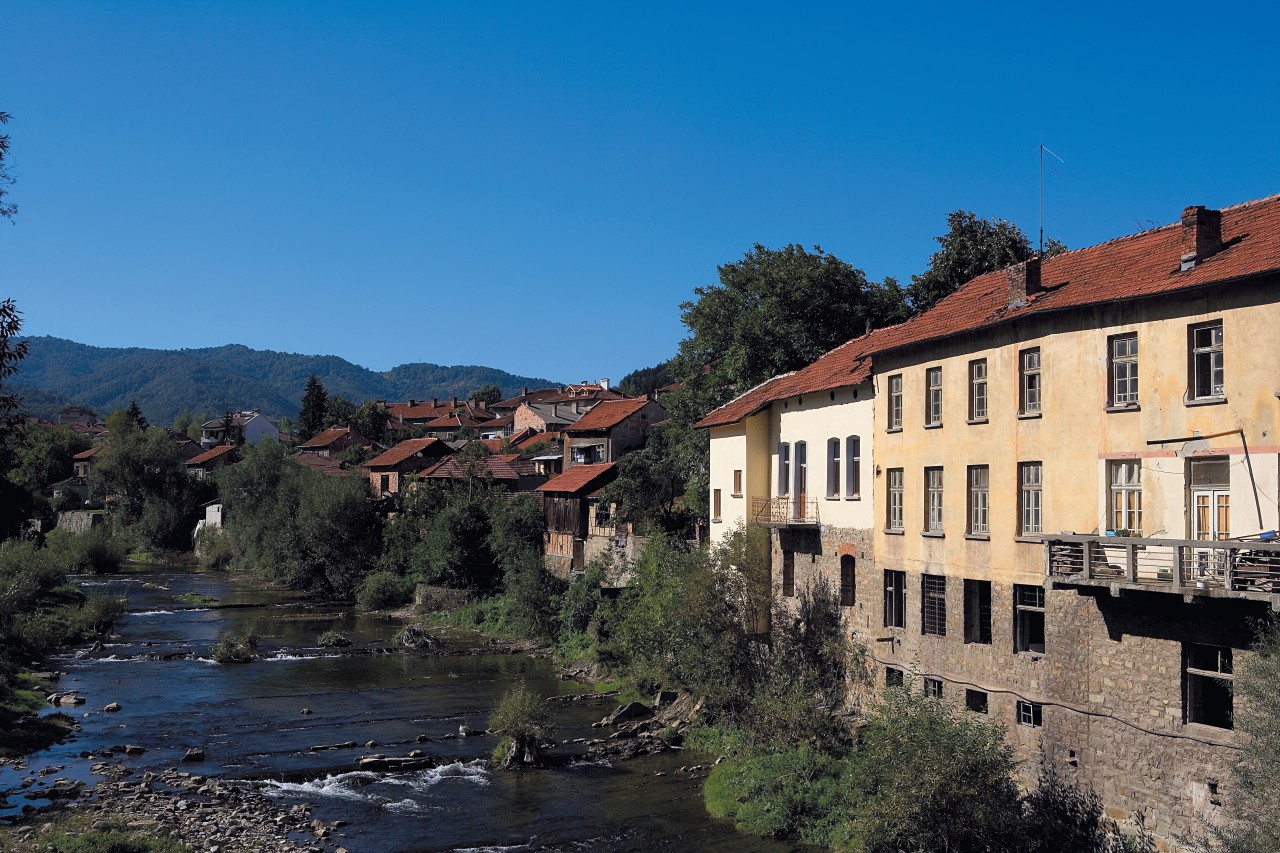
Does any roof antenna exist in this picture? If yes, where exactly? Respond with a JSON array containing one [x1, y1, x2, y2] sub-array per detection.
[[1039, 139, 1064, 255]]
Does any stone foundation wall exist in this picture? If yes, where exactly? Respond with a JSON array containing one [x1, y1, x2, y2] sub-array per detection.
[[851, 561, 1259, 849], [56, 510, 102, 534], [771, 524, 874, 624]]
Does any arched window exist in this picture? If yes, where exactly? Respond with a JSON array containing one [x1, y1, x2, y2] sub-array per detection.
[[840, 554, 855, 607]]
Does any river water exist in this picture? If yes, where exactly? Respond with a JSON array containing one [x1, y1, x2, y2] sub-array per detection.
[[0, 566, 795, 852]]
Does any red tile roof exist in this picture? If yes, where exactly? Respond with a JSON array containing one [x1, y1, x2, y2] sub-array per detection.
[[514, 429, 561, 449], [566, 397, 653, 432], [697, 193, 1280, 428], [426, 453, 541, 482], [298, 426, 357, 449], [365, 438, 449, 468], [187, 445, 237, 467], [292, 452, 355, 476], [536, 462, 618, 494], [73, 447, 100, 460]]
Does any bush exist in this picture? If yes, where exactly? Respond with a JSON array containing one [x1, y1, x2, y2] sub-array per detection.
[[705, 747, 855, 846], [356, 571, 413, 611], [210, 630, 258, 663], [44, 526, 128, 574], [489, 681, 554, 768], [317, 630, 352, 648]]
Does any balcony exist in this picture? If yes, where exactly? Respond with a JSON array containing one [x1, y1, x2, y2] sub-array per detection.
[[751, 496, 819, 528], [1045, 533, 1280, 604]]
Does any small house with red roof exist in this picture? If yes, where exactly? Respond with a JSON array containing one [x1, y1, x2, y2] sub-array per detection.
[[563, 396, 665, 468], [363, 437, 453, 498], [72, 446, 99, 482], [297, 425, 369, 458], [536, 462, 618, 577], [186, 444, 239, 480]]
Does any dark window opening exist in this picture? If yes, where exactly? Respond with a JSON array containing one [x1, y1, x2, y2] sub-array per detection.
[[1017, 700, 1043, 727], [964, 579, 992, 644], [884, 570, 906, 629], [922, 574, 946, 636], [966, 689, 988, 714], [782, 551, 795, 598], [1185, 643, 1233, 729], [839, 554, 855, 607], [1014, 584, 1045, 654], [885, 666, 904, 688]]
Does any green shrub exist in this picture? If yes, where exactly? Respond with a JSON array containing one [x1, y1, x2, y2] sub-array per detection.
[[489, 681, 554, 768], [44, 525, 128, 574], [356, 571, 413, 611], [210, 630, 258, 663], [704, 747, 855, 846], [197, 525, 234, 569], [317, 630, 352, 648]]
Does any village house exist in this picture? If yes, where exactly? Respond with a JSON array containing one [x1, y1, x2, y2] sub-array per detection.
[[492, 380, 625, 418], [512, 402, 580, 435], [424, 453, 548, 494], [57, 405, 98, 427], [363, 437, 453, 499], [185, 444, 238, 480], [296, 425, 369, 458], [563, 396, 665, 468], [72, 446, 99, 482], [200, 411, 280, 448], [537, 462, 619, 577], [701, 192, 1280, 847], [291, 451, 356, 477]]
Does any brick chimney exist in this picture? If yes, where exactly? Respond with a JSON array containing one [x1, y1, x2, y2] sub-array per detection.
[[1006, 258, 1042, 307], [1180, 205, 1222, 270], [432, 398, 438, 407], [450, 396, 458, 408], [522, 387, 529, 396]]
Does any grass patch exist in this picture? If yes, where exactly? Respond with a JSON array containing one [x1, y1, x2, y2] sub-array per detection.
[[174, 593, 217, 605], [0, 811, 193, 851]]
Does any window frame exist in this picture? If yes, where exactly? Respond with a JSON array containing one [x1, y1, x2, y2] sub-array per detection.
[[925, 366, 943, 426], [1108, 333, 1139, 407], [1109, 460, 1142, 534], [1013, 584, 1046, 655], [1184, 643, 1233, 729], [887, 374, 903, 430], [712, 488, 722, 522], [925, 466, 944, 533], [921, 574, 947, 636], [1017, 700, 1043, 727], [845, 436, 861, 499], [732, 469, 743, 497], [968, 358, 988, 422], [967, 465, 989, 535], [883, 569, 906, 629], [1189, 320, 1225, 401], [778, 442, 790, 496], [827, 437, 841, 498], [1019, 347, 1042, 415], [1019, 462, 1043, 536], [781, 550, 795, 598], [886, 468, 904, 531], [923, 677, 943, 700], [839, 554, 855, 607]]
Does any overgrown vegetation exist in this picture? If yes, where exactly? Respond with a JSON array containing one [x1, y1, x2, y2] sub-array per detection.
[[209, 629, 258, 663], [0, 812, 193, 852], [489, 680, 555, 768], [1216, 618, 1280, 853]]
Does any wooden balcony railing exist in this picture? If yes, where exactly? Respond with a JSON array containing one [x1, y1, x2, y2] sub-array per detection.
[[751, 497, 819, 528], [1044, 533, 1280, 601]]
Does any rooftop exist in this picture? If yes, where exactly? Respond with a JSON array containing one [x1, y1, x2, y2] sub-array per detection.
[[536, 462, 618, 494], [566, 397, 653, 432], [365, 437, 449, 468]]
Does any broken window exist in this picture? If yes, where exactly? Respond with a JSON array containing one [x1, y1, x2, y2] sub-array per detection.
[[1017, 700, 1043, 727], [923, 677, 943, 700], [964, 579, 992, 644], [885, 666, 904, 688], [1185, 643, 1233, 729], [1014, 584, 1045, 654], [781, 550, 795, 598], [966, 689, 989, 714], [884, 569, 906, 629]]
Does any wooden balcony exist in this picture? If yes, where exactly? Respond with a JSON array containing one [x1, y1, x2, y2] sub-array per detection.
[[1044, 534, 1280, 605], [751, 496, 819, 528]]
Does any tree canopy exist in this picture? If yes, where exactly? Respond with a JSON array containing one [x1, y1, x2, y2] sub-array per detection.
[[471, 383, 502, 407], [906, 211, 1066, 313], [0, 300, 28, 438], [0, 111, 15, 220], [298, 374, 327, 441]]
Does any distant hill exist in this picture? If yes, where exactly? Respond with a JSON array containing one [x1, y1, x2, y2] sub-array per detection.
[[13, 337, 560, 427]]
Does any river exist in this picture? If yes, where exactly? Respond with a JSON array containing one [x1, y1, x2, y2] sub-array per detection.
[[0, 565, 796, 852]]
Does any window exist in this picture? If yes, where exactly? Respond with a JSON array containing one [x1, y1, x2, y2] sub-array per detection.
[[968, 359, 988, 421], [379, 474, 391, 495], [1014, 584, 1045, 654], [1190, 320, 1224, 400], [1017, 700, 1043, 727], [1019, 462, 1042, 536], [794, 441, 807, 501], [732, 469, 742, 496], [925, 467, 944, 532], [1185, 644, 1233, 729], [963, 579, 992, 645], [1019, 348, 1042, 415], [845, 436, 861, 498], [885, 666, 904, 688], [925, 367, 943, 426], [1109, 334, 1138, 406], [1109, 461, 1142, 533], [884, 570, 906, 628], [888, 374, 903, 429], [922, 574, 947, 636], [827, 438, 841, 498], [840, 555, 855, 607], [923, 677, 943, 700], [782, 551, 795, 598], [967, 465, 989, 535], [1191, 458, 1231, 542], [712, 489, 722, 522], [965, 689, 989, 714], [778, 443, 790, 496], [886, 468, 904, 530]]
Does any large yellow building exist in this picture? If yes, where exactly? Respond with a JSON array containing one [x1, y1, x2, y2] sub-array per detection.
[[700, 194, 1280, 846]]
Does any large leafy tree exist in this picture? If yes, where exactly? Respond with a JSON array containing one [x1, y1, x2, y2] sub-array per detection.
[[906, 211, 1066, 313], [0, 111, 15, 220], [0, 299, 27, 438], [298, 374, 328, 441], [471, 383, 502, 407]]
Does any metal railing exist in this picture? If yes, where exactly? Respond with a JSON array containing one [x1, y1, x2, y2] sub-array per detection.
[[1045, 533, 1280, 596], [751, 496, 820, 527]]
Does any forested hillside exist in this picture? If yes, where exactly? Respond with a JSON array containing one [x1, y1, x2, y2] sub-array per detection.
[[15, 337, 558, 425]]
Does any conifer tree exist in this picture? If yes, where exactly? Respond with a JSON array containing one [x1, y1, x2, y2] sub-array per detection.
[[299, 374, 328, 441]]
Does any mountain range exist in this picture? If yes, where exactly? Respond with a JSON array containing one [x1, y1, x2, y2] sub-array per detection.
[[13, 337, 560, 427]]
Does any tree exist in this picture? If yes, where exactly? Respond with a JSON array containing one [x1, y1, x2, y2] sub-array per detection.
[[324, 395, 357, 431], [0, 299, 28, 438], [1218, 619, 1280, 853], [90, 422, 207, 547], [219, 408, 243, 445], [124, 399, 148, 431], [350, 401, 388, 445], [906, 211, 1066, 314], [172, 410, 193, 436], [619, 360, 674, 397], [471, 383, 502, 407], [0, 111, 16, 220], [298, 374, 327, 441]]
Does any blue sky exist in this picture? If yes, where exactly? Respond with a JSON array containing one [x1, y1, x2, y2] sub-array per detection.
[[3, 1, 1277, 386]]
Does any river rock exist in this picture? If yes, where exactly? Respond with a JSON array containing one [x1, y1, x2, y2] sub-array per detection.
[[182, 748, 205, 762], [123, 744, 146, 756], [104, 702, 121, 712], [604, 701, 652, 726], [653, 690, 678, 708], [395, 625, 438, 648]]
